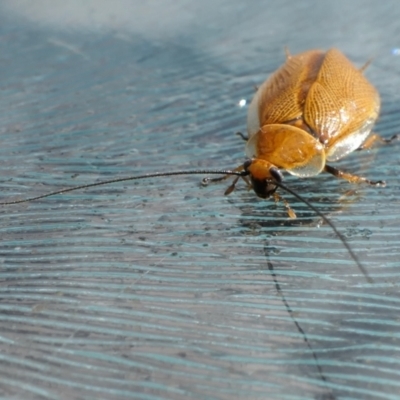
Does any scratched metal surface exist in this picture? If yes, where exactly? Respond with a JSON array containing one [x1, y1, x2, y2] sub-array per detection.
[[0, 1, 400, 399]]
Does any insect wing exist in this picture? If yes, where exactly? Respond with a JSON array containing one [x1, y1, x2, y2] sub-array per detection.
[[247, 50, 325, 138], [304, 48, 380, 160]]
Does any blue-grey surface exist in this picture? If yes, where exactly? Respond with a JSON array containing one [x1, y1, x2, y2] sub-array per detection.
[[0, 1, 400, 399]]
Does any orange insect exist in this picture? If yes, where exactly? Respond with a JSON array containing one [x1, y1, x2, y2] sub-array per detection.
[[206, 48, 397, 216], [1, 48, 397, 282]]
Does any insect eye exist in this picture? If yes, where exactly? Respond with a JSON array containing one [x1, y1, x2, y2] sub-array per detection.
[[270, 167, 283, 183]]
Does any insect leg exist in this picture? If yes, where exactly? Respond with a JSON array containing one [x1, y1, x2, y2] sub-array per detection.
[[324, 165, 385, 187], [236, 132, 249, 141], [202, 130, 248, 186], [202, 164, 245, 185], [223, 174, 253, 195], [224, 176, 240, 195], [273, 192, 297, 219], [357, 133, 400, 151], [359, 57, 373, 72], [202, 175, 230, 184]]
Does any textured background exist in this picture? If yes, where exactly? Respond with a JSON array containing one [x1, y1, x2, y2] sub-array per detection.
[[1, 1, 400, 399]]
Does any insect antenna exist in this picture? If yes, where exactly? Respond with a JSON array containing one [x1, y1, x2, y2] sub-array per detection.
[[0, 170, 244, 205], [274, 181, 372, 283]]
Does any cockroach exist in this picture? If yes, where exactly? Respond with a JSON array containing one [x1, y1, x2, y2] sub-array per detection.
[[1, 48, 397, 283]]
